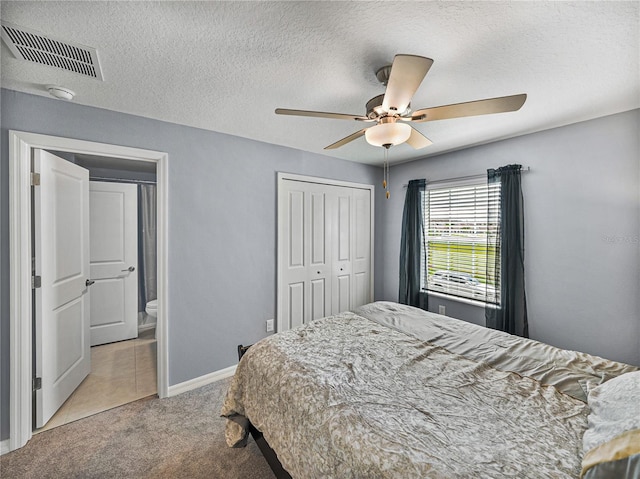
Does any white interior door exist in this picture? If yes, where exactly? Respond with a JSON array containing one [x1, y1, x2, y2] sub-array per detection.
[[89, 182, 138, 346], [308, 184, 334, 322], [279, 181, 333, 330], [278, 176, 373, 332], [331, 187, 372, 314], [332, 187, 352, 315], [351, 187, 372, 309], [33, 150, 91, 428]]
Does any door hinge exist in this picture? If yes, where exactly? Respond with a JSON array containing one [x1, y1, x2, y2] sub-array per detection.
[[31, 172, 41, 186], [33, 377, 42, 391], [32, 275, 41, 289]]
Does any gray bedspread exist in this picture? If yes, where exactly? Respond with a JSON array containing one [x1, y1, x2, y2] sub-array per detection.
[[354, 302, 637, 402], [221, 302, 636, 478]]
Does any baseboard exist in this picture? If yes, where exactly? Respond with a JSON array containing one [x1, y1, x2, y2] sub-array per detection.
[[1, 439, 10, 455], [138, 311, 157, 332], [167, 364, 237, 397], [138, 322, 156, 332]]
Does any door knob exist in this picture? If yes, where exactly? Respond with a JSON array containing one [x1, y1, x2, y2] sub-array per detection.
[[86, 279, 95, 287], [121, 266, 135, 272]]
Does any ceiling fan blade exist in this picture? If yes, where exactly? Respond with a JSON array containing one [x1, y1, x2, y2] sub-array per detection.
[[405, 127, 433, 149], [275, 108, 371, 122], [382, 55, 434, 115], [410, 94, 527, 122], [324, 129, 367, 150]]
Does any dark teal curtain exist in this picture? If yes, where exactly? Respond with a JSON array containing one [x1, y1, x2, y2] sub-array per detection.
[[399, 179, 427, 308], [486, 165, 528, 337]]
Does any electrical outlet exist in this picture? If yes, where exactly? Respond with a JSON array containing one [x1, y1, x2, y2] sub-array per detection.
[[438, 305, 446, 316], [266, 319, 274, 332]]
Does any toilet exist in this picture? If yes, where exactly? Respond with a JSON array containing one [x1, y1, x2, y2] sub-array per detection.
[[145, 299, 158, 318]]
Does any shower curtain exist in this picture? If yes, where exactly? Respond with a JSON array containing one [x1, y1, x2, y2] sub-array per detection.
[[138, 184, 157, 312]]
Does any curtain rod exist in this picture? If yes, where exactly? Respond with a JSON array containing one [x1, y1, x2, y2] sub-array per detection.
[[90, 176, 157, 185], [402, 166, 531, 188]]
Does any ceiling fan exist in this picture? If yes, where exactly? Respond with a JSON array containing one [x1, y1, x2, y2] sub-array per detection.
[[275, 54, 527, 151]]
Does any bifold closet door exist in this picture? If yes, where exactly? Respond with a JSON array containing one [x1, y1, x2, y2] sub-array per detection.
[[350, 187, 372, 310], [278, 178, 372, 332], [279, 181, 333, 330], [331, 187, 372, 315], [332, 187, 352, 315]]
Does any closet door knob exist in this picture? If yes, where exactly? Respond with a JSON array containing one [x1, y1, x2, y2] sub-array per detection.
[[86, 279, 95, 287], [121, 266, 135, 272]]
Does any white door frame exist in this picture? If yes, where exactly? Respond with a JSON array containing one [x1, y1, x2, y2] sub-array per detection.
[[8, 131, 170, 452], [276, 172, 375, 333]]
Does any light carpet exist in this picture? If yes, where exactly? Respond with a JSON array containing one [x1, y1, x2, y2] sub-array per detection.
[[0, 377, 276, 479]]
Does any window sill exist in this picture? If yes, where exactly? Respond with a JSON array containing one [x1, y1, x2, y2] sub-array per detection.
[[424, 290, 499, 309]]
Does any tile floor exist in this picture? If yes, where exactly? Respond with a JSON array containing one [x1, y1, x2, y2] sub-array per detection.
[[35, 328, 157, 433]]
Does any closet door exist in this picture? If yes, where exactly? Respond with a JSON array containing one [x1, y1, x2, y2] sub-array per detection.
[[278, 176, 373, 332], [308, 184, 334, 322], [351, 187, 372, 309], [331, 187, 372, 314], [332, 187, 352, 315], [279, 181, 333, 330]]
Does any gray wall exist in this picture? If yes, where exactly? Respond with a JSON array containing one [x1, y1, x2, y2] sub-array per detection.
[[378, 109, 640, 366], [0, 89, 380, 440]]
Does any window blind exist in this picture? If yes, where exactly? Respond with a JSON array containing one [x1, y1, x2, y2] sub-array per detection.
[[422, 182, 501, 304]]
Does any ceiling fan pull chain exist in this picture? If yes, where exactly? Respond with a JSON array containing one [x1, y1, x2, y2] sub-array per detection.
[[382, 163, 387, 189], [386, 159, 390, 199], [385, 147, 390, 199], [382, 147, 387, 189]]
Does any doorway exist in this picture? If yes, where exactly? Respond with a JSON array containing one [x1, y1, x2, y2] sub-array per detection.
[[33, 151, 159, 433], [8, 131, 169, 452]]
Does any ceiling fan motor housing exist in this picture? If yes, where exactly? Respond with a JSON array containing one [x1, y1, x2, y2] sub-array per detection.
[[366, 94, 410, 119], [366, 94, 385, 119]]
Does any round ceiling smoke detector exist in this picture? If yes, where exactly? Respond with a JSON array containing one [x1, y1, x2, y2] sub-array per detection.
[[47, 86, 75, 101]]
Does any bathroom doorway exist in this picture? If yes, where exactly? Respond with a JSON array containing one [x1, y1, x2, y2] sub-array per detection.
[[8, 131, 168, 452], [34, 152, 159, 433]]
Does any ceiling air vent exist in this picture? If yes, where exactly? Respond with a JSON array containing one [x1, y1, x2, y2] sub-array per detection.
[[1, 21, 104, 81]]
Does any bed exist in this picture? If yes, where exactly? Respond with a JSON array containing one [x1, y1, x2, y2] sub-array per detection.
[[221, 301, 639, 478]]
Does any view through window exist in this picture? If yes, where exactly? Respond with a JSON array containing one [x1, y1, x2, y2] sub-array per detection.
[[422, 181, 501, 304]]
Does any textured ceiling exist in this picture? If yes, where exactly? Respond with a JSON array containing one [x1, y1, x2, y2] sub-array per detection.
[[1, 1, 638, 165]]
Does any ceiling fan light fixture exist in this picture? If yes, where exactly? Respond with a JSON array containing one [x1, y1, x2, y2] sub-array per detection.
[[365, 122, 411, 147]]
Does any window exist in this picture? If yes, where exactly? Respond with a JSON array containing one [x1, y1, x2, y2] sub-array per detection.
[[421, 180, 500, 304]]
